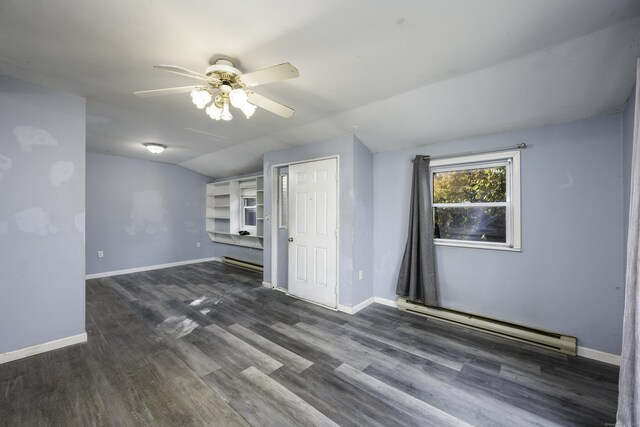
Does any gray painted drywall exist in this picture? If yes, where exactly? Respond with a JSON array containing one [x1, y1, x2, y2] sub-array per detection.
[[623, 86, 636, 252], [374, 114, 625, 354], [209, 171, 263, 266], [275, 166, 289, 287], [352, 136, 374, 306], [0, 77, 86, 354], [86, 152, 215, 275], [264, 134, 357, 307]]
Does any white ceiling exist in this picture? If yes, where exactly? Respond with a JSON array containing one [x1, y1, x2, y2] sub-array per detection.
[[1, 1, 639, 178]]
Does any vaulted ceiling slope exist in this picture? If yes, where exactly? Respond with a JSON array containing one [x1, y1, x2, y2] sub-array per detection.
[[1, 1, 639, 178]]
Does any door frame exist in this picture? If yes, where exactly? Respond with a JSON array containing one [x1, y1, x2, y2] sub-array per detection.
[[270, 155, 340, 308]]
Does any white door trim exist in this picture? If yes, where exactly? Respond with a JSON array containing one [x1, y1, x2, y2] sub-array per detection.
[[287, 158, 338, 308], [270, 155, 340, 303]]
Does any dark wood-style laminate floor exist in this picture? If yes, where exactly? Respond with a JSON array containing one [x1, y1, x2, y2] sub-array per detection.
[[0, 262, 619, 426]]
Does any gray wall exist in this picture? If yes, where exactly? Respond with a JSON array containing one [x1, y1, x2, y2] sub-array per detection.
[[86, 152, 215, 275], [352, 136, 374, 305], [0, 77, 86, 353], [275, 166, 289, 287], [264, 135, 357, 307], [623, 86, 636, 252], [373, 114, 625, 354]]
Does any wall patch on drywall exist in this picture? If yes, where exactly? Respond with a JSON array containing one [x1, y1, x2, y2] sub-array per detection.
[[559, 171, 575, 189], [126, 190, 168, 236], [49, 161, 75, 187], [75, 212, 85, 233], [0, 220, 8, 235], [15, 207, 57, 236], [0, 154, 12, 181], [13, 126, 58, 152]]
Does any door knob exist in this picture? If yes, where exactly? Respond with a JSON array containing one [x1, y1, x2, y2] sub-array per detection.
[[288, 237, 294, 242]]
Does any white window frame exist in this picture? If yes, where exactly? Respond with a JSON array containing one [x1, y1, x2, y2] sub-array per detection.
[[430, 150, 521, 251], [239, 183, 258, 234], [278, 173, 288, 229], [241, 196, 258, 234]]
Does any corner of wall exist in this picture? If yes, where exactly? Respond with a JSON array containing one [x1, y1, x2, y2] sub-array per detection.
[[0, 78, 86, 354], [351, 134, 375, 308]]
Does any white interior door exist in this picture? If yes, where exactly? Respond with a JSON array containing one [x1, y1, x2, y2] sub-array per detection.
[[287, 158, 338, 308]]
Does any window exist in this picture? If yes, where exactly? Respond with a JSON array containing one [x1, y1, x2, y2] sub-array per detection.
[[430, 150, 521, 250], [240, 185, 257, 232], [278, 173, 288, 228], [242, 197, 257, 226]]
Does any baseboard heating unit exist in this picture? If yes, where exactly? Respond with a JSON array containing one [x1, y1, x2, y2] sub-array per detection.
[[397, 299, 577, 356], [221, 257, 263, 273]]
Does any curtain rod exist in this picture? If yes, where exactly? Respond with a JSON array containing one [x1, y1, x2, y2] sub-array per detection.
[[410, 143, 527, 162]]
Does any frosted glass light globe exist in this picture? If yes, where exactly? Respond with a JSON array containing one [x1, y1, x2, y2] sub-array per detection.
[[229, 88, 248, 108], [191, 90, 212, 109], [241, 102, 257, 118], [206, 103, 222, 120]]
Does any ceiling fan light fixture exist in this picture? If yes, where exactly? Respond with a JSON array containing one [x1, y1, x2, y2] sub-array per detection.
[[136, 59, 299, 122], [206, 103, 223, 120], [190, 89, 211, 109], [144, 143, 167, 154], [220, 100, 233, 121], [229, 88, 248, 108], [241, 102, 257, 118]]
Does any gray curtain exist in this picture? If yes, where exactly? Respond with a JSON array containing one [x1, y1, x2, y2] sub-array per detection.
[[617, 61, 640, 426], [396, 155, 439, 306]]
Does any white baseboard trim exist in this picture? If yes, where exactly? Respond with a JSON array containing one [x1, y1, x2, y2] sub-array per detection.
[[337, 304, 352, 314], [86, 257, 221, 279], [577, 346, 620, 365], [352, 297, 374, 314], [373, 297, 398, 308], [337, 297, 375, 315], [0, 332, 87, 365], [263, 283, 289, 294]]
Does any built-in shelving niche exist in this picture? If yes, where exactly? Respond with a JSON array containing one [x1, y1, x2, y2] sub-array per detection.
[[206, 176, 264, 249]]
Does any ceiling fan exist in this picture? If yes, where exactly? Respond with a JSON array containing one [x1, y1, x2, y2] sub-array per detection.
[[133, 59, 299, 121]]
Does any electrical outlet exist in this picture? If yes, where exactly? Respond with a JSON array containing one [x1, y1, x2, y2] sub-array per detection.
[[358, 270, 363, 280], [196, 242, 201, 248], [97, 250, 104, 258]]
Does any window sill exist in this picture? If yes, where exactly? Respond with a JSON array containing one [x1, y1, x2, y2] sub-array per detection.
[[434, 240, 521, 252]]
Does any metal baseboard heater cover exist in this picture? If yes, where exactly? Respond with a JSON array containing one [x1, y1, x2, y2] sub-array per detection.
[[397, 299, 577, 356], [221, 257, 263, 273]]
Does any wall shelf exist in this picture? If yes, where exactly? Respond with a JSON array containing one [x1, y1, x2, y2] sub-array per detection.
[[206, 176, 264, 249]]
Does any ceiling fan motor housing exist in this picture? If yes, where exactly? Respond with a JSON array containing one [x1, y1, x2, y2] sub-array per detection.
[[206, 59, 242, 80]]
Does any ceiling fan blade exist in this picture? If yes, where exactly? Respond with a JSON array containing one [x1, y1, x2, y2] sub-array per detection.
[[246, 91, 295, 118], [153, 65, 208, 81], [239, 63, 299, 87], [133, 85, 201, 97]]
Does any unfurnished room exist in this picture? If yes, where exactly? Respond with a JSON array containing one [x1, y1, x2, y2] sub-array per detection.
[[1, 1, 640, 426]]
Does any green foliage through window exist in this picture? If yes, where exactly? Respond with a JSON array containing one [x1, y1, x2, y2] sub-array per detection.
[[432, 165, 508, 243], [433, 166, 506, 204]]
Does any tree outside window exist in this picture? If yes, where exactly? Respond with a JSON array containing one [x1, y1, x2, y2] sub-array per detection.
[[430, 151, 521, 250]]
